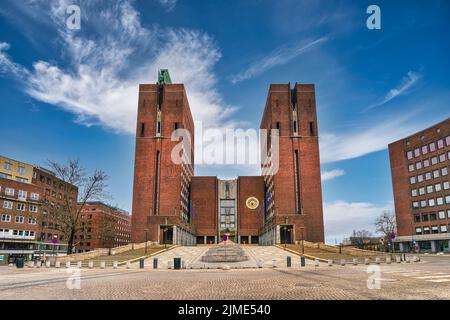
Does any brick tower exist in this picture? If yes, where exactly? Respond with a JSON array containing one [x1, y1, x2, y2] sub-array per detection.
[[131, 70, 196, 244], [259, 83, 324, 244]]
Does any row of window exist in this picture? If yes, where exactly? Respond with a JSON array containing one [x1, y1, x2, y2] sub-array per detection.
[[2, 163, 26, 174], [414, 210, 450, 223], [0, 173, 29, 183], [411, 181, 450, 197], [409, 167, 449, 184], [2, 201, 38, 212], [1, 214, 36, 224], [408, 152, 449, 172], [415, 224, 450, 235], [412, 195, 450, 209], [0, 187, 40, 200], [406, 136, 450, 160], [0, 229, 35, 237]]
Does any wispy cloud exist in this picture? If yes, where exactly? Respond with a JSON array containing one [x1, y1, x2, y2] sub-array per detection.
[[321, 169, 345, 182], [319, 111, 437, 164], [363, 71, 422, 112], [229, 37, 328, 84], [324, 200, 392, 244], [0, 0, 236, 135], [158, 0, 177, 12]]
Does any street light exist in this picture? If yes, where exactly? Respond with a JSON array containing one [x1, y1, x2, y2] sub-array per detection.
[[144, 228, 149, 254], [300, 226, 305, 255], [163, 227, 168, 249]]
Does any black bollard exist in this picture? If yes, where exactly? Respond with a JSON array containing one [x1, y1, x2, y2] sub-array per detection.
[[300, 256, 306, 267], [139, 258, 145, 269], [153, 258, 158, 269], [287, 256, 291, 267]]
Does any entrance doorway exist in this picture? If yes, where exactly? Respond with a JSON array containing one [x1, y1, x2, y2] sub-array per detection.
[[280, 225, 293, 245], [160, 226, 173, 245]]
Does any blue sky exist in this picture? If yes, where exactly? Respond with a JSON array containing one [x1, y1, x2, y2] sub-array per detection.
[[1, 0, 449, 243]]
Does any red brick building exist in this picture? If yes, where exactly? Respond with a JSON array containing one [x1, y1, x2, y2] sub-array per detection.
[[131, 73, 324, 245], [389, 118, 450, 253], [0, 157, 78, 263], [76, 202, 131, 252]]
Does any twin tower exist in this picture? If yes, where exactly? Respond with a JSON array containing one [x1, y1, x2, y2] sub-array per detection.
[[131, 71, 325, 245]]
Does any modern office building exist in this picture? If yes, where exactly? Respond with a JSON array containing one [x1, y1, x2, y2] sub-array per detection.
[[131, 71, 324, 245], [389, 118, 450, 252]]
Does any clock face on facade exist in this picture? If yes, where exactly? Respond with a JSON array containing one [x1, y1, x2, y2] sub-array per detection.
[[246, 197, 259, 210]]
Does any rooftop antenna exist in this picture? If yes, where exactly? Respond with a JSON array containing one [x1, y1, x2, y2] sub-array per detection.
[[157, 69, 172, 85]]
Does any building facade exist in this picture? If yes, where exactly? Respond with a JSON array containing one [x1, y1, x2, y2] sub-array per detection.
[[0, 156, 78, 264], [131, 73, 324, 245], [76, 202, 131, 252], [389, 118, 450, 253]]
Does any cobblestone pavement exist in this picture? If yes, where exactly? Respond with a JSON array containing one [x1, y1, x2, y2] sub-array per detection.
[[142, 245, 317, 269], [1, 256, 450, 300]]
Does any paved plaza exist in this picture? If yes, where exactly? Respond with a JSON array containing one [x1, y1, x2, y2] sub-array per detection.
[[1, 255, 450, 300], [145, 245, 317, 269]]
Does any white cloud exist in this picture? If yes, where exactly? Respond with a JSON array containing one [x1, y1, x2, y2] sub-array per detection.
[[229, 37, 328, 84], [158, 0, 177, 12], [0, 0, 237, 136], [324, 200, 392, 244], [363, 71, 422, 112], [319, 113, 428, 164], [321, 169, 345, 182]]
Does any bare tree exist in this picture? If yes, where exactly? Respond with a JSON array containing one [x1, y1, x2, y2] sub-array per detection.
[[46, 159, 109, 255], [374, 210, 397, 243]]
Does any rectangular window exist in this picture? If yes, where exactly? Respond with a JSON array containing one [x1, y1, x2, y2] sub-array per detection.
[[18, 190, 27, 199], [412, 201, 419, 208], [407, 151, 413, 160], [17, 166, 25, 174], [429, 142, 436, 152], [431, 157, 438, 165], [422, 145, 428, 155], [423, 159, 430, 167], [439, 154, 446, 162], [0, 172, 12, 179], [153, 150, 160, 215], [140, 122, 145, 137], [424, 227, 430, 234], [440, 225, 448, 233], [17, 203, 26, 211], [3, 201, 13, 209], [417, 175, 423, 182], [446, 136, 450, 146], [415, 162, 422, 170], [419, 187, 425, 195], [1, 214, 11, 222], [433, 170, 440, 178], [442, 167, 448, 176], [408, 164, 414, 172], [422, 213, 429, 221], [437, 197, 444, 206], [29, 205, 38, 213], [414, 148, 420, 157], [3, 162, 12, 170], [15, 216, 24, 223], [444, 181, 450, 190], [446, 195, 450, 204], [425, 172, 432, 180], [420, 200, 427, 208], [414, 214, 421, 223], [415, 227, 422, 235], [5, 188, 14, 196], [435, 183, 441, 192], [428, 198, 435, 207], [410, 176, 416, 184], [439, 211, 446, 219], [431, 213, 437, 221], [309, 122, 315, 136], [411, 189, 417, 197], [294, 150, 301, 214], [426, 185, 433, 194], [437, 139, 444, 149]]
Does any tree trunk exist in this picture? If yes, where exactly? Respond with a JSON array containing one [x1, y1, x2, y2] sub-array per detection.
[[67, 229, 75, 255]]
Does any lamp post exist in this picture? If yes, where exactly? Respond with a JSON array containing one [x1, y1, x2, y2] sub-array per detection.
[[282, 226, 287, 248], [300, 226, 305, 255], [163, 227, 168, 249], [144, 228, 149, 254]]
